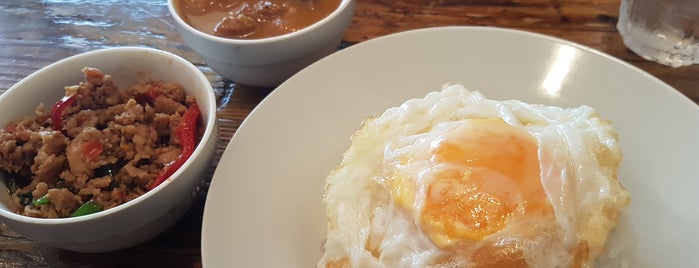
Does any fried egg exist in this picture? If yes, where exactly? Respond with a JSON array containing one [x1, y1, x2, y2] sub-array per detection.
[[318, 84, 631, 268]]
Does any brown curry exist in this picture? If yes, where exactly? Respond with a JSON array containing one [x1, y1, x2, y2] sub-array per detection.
[[175, 0, 341, 39]]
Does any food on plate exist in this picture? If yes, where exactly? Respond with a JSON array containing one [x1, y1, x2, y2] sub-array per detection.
[[318, 84, 631, 267], [0, 68, 202, 218], [174, 0, 341, 39]]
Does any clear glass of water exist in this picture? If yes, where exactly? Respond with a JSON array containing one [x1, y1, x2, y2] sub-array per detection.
[[617, 0, 699, 67]]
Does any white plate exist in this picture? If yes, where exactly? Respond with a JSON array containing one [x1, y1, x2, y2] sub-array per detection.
[[201, 27, 699, 267]]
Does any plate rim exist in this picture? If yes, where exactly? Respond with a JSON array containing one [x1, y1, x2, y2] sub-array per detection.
[[200, 26, 699, 266]]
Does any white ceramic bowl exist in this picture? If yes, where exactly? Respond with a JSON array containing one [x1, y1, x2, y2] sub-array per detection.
[[0, 47, 218, 253], [168, 0, 356, 87]]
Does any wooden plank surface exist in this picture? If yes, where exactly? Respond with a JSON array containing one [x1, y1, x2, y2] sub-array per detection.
[[0, 0, 696, 266]]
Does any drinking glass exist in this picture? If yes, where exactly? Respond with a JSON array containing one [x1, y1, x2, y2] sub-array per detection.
[[617, 0, 699, 67]]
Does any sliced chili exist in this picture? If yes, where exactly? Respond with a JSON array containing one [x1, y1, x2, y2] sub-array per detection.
[[50, 95, 77, 132], [32, 194, 51, 206], [70, 200, 103, 217], [148, 102, 201, 190], [81, 140, 104, 161], [135, 86, 160, 107]]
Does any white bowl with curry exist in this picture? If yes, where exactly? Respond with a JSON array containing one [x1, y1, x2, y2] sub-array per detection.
[[168, 0, 356, 87], [0, 47, 218, 252]]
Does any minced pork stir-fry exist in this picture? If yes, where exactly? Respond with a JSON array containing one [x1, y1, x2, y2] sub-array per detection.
[[0, 67, 202, 218]]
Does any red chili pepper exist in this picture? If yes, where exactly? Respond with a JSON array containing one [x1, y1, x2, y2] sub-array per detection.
[[50, 95, 77, 132], [148, 102, 201, 190], [81, 140, 103, 161], [135, 86, 161, 107], [5, 122, 17, 133]]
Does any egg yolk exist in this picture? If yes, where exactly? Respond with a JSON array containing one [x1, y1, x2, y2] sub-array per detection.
[[389, 118, 554, 250], [422, 118, 553, 247]]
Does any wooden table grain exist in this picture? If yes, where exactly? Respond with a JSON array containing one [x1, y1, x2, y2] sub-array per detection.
[[0, 0, 696, 267]]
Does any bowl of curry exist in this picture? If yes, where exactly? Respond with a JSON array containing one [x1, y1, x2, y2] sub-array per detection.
[[168, 0, 356, 87]]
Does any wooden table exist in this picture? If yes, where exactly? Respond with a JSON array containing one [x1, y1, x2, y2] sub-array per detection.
[[0, 0, 696, 266]]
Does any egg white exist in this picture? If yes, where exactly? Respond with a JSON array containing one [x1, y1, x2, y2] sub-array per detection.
[[319, 84, 631, 268]]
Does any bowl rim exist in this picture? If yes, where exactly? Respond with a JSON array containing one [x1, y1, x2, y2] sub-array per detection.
[[167, 0, 355, 45], [0, 46, 216, 224]]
